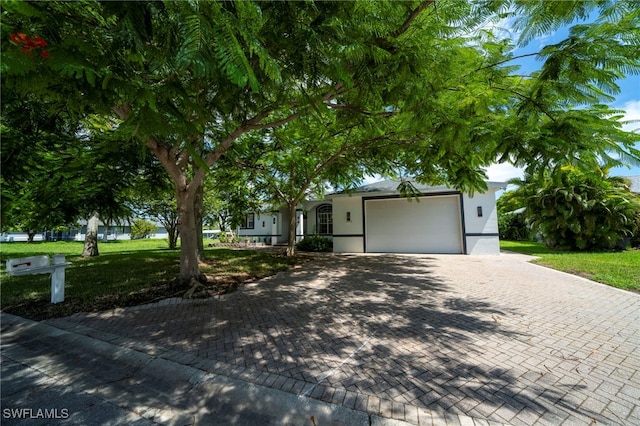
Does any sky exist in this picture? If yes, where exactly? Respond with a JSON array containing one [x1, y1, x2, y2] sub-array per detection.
[[484, 16, 640, 183], [360, 12, 640, 188]]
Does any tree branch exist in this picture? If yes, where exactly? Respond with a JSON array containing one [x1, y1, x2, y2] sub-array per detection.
[[473, 52, 541, 74], [206, 83, 345, 167], [374, 1, 435, 53], [389, 1, 435, 39], [493, 85, 557, 122]]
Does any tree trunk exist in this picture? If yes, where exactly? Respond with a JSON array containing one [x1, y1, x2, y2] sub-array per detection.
[[27, 230, 36, 243], [176, 189, 203, 284], [82, 212, 100, 257], [145, 136, 205, 285], [167, 224, 179, 249], [194, 181, 205, 260], [158, 209, 179, 249], [286, 202, 297, 257]]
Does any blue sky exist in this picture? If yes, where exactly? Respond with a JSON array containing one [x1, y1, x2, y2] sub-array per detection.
[[485, 16, 640, 182]]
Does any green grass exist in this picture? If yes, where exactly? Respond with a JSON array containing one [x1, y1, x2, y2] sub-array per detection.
[[501, 240, 640, 291], [0, 240, 303, 319]]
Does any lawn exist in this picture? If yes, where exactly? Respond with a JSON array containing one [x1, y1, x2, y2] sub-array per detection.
[[501, 240, 640, 292], [0, 240, 306, 320]]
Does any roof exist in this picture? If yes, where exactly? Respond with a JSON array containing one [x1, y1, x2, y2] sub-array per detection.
[[332, 179, 505, 196], [625, 175, 640, 194]]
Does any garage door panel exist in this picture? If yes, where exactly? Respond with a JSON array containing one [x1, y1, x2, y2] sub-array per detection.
[[365, 196, 462, 253]]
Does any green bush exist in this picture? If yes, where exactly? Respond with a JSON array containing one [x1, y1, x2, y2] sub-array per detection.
[[296, 235, 333, 252], [498, 212, 531, 241], [130, 219, 157, 239], [630, 209, 640, 249], [520, 168, 640, 251]]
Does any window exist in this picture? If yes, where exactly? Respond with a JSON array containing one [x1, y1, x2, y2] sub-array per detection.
[[240, 213, 255, 229], [317, 204, 333, 235]]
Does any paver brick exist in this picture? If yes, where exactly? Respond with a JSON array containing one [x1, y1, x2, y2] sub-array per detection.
[[43, 253, 640, 426]]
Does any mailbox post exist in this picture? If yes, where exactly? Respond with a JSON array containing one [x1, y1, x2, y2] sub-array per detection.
[[6, 254, 71, 304], [51, 254, 66, 303]]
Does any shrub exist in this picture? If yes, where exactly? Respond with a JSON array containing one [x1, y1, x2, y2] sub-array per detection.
[[630, 209, 640, 249], [296, 235, 333, 252], [523, 168, 640, 251], [130, 218, 157, 239], [498, 212, 531, 241]]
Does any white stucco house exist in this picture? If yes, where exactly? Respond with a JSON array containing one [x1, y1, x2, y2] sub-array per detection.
[[0, 220, 169, 242], [238, 179, 505, 255]]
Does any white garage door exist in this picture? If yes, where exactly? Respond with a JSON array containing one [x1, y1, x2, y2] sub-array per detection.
[[365, 195, 463, 254]]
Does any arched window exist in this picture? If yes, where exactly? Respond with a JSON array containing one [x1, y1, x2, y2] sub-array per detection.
[[317, 204, 333, 235]]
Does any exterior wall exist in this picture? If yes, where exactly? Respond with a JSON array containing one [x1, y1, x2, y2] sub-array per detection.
[[1, 232, 46, 242], [331, 195, 365, 253], [304, 200, 327, 236], [237, 212, 278, 243], [234, 185, 501, 254], [2, 225, 169, 242], [466, 236, 500, 255], [462, 190, 500, 255], [237, 201, 329, 245]]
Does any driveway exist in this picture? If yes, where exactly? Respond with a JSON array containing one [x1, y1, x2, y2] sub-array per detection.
[[43, 252, 640, 425]]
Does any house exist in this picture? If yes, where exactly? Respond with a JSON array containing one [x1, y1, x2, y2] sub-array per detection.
[[72, 219, 169, 241], [627, 175, 640, 194], [0, 220, 169, 242], [237, 179, 505, 255]]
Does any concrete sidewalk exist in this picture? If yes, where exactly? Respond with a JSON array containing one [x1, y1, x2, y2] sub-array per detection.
[[2, 253, 639, 425]]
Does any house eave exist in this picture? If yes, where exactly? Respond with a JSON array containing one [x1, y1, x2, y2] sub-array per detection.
[[327, 180, 505, 198]]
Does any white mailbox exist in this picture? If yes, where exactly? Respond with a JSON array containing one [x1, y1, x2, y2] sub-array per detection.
[[6, 254, 71, 304]]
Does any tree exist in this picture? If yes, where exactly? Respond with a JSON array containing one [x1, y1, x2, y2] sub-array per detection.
[[243, 111, 415, 255], [505, 167, 640, 250], [0, 90, 134, 252], [129, 159, 181, 249], [3, 1, 639, 283], [202, 165, 259, 238], [134, 192, 179, 249], [130, 218, 158, 240], [1, 90, 82, 239]]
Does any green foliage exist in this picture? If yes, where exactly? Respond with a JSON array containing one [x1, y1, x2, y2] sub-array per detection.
[[130, 218, 157, 240], [296, 235, 333, 253], [3, 0, 639, 277], [507, 167, 640, 251], [129, 163, 180, 249], [630, 210, 640, 249], [498, 212, 531, 242]]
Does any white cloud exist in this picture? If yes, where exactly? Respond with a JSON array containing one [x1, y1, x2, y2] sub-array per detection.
[[484, 163, 524, 183], [620, 100, 640, 133]]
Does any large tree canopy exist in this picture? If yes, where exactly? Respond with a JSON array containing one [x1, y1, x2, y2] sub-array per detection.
[[2, 0, 639, 282], [0, 89, 139, 247]]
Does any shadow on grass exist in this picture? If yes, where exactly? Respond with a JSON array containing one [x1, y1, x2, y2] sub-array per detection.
[[0, 248, 304, 321]]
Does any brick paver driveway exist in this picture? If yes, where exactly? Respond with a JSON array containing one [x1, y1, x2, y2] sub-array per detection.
[[47, 253, 640, 425]]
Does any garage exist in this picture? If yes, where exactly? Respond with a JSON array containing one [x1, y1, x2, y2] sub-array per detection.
[[364, 194, 463, 254]]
